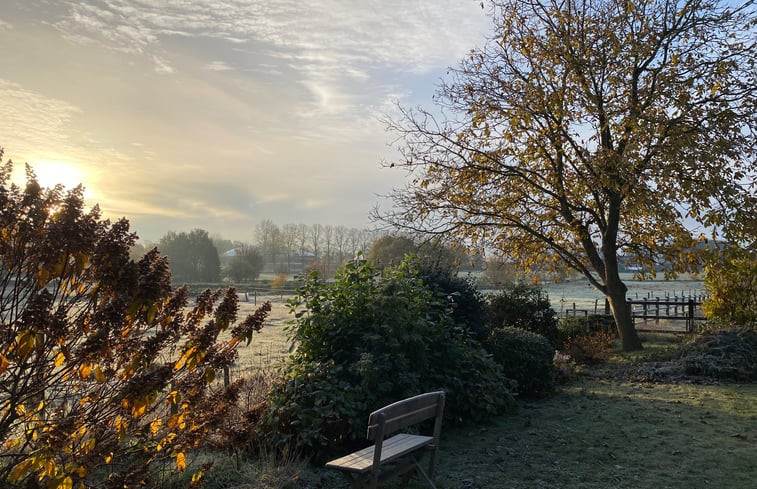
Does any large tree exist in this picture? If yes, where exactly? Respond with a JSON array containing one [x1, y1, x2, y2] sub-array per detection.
[[381, 0, 756, 350]]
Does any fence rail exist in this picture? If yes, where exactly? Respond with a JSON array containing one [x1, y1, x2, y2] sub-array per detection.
[[560, 294, 707, 333], [628, 295, 706, 332]]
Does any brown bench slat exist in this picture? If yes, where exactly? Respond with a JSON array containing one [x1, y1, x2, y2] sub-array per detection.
[[325, 433, 434, 474], [367, 404, 438, 440]]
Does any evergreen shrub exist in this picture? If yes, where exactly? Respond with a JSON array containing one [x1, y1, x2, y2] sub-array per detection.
[[417, 264, 490, 342], [261, 259, 514, 455], [484, 326, 555, 397], [487, 285, 562, 347]]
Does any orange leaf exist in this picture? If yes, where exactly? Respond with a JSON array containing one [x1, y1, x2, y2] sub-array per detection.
[[78, 364, 92, 380], [176, 452, 186, 471]]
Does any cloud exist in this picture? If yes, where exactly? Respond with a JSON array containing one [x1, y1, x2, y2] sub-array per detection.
[[0, 79, 82, 156], [51, 0, 487, 119], [206, 60, 233, 71], [2, 1, 490, 241]]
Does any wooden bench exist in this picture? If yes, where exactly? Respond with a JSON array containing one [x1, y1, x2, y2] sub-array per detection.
[[326, 391, 445, 489]]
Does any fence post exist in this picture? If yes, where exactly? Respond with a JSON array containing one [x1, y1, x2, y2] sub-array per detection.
[[655, 297, 660, 324], [643, 297, 648, 322], [605, 298, 610, 314], [687, 299, 695, 332]]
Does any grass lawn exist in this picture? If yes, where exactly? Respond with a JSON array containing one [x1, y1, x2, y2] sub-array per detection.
[[296, 335, 757, 489], [197, 306, 757, 489], [427, 380, 756, 489]]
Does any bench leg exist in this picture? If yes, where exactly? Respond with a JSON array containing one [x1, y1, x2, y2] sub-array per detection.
[[427, 446, 438, 479], [411, 455, 438, 489]]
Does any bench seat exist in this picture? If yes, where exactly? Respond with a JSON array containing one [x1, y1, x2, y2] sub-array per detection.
[[326, 434, 434, 474]]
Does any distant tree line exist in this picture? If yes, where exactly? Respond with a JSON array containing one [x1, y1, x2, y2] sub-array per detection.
[[134, 223, 399, 284], [134, 222, 594, 286]]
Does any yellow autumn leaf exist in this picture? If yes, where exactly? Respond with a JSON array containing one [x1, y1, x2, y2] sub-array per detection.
[[191, 470, 204, 483], [81, 438, 96, 455], [104, 453, 113, 464], [0, 353, 8, 374], [176, 452, 186, 471], [114, 417, 127, 434], [37, 268, 50, 287], [132, 402, 147, 418], [173, 346, 197, 371], [150, 419, 162, 435], [93, 365, 105, 383], [8, 458, 33, 482], [44, 458, 55, 477], [15, 330, 36, 360], [55, 352, 65, 367]]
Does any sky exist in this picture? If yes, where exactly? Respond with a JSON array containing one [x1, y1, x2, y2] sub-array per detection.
[[0, 0, 489, 243]]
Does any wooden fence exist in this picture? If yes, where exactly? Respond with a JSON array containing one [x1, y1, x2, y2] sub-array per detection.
[[560, 293, 707, 333], [628, 294, 706, 332]]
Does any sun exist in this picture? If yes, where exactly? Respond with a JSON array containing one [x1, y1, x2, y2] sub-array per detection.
[[28, 160, 88, 191]]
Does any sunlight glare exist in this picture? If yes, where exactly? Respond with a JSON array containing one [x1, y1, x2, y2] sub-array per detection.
[[27, 160, 92, 196]]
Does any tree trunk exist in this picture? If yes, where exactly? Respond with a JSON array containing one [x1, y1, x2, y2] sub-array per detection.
[[605, 272, 643, 351]]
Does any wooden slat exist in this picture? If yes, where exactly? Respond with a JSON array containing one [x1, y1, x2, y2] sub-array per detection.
[[325, 434, 434, 474], [367, 391, 443, 439]]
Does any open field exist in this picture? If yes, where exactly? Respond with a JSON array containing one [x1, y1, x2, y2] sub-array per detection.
[[230, 298, 293, 376], [539, 275, 705, 315]]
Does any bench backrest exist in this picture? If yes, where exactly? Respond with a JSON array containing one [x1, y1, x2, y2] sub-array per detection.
[[366, 391, 445, 441]]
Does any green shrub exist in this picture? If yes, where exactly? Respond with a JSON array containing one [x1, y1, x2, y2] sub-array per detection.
[[417, 264, 490, 342], [261, 259, 514, 455], [487, 285, 562, 347], [484, 327, 555, 397], [680, 329, 757, 381]]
